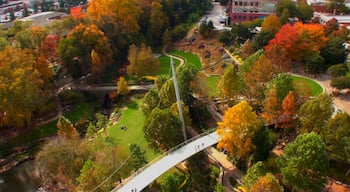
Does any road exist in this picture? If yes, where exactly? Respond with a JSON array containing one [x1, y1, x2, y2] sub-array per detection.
[[205, 2, 231, 31]]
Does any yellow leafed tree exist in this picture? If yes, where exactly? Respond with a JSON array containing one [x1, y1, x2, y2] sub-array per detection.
[[217, 101, 262, 160], [117, 77, 130, 96]]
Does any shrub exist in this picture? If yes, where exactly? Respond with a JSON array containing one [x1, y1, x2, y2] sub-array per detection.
[[59, 90, 84, 105], [331, 76, 350, 90], [327, 64, 348, 77]]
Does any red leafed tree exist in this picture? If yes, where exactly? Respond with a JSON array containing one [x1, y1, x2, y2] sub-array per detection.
[[41, 34, 60, 62], [266, 22, 327, 61]]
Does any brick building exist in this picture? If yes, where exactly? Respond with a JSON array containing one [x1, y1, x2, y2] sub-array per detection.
[[229, 0, 278, 23]]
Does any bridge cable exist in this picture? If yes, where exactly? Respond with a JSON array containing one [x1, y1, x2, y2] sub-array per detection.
[[90, 56, 175, 192]]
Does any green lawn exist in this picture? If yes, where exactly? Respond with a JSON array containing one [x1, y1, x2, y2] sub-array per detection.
[[292, 76, 323, 96], [171, 51, 202, 70], [347, 71, 350, 78], [107, 99, 159, 160], [206, 76, 219, 97], [157, 54, 180, 76]]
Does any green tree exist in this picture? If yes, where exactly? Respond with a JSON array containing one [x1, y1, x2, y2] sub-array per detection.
[[298, 93, 333, 134], [322, 112, 350, 164], [159, 79, 176, 108], [252, 31, 274, 51], [177, 64, 198, 105], [296, 0, 313, 21], [160, 173, 183, 192], [252, 127, 278, 162], [303, 53, 326, 74], [243, 161, 267, 189], [321, 36, 347, 65], [144, 108, 183, 150], [214, 182, 226, 192], [0, 37, 8, 50], [218, 65, 240, 99], [331, 76, 350, 90], [129, 143, 148, 170], [142, 88, 159, 115], [276, 0, 297, 18], [57, 116, 79, 139], [267, 73, 294, 105], [231, 23, 251, 42], [327, 63, 348, 77], [277, 133, 329, 191]]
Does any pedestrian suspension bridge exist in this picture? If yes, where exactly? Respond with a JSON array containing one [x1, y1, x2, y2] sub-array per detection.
[[112, 129, 219, 192]]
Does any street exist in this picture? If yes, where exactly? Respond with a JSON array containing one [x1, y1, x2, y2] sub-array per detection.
[[205, 1, 231, 31]]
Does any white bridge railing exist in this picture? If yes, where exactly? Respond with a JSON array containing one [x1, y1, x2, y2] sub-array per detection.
[[112, 128, 219, 192]]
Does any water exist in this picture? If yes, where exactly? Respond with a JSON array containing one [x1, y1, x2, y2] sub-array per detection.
[[0, 160, 43, 192]]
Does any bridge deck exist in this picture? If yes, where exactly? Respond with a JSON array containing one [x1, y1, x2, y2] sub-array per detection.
[[113, 131, 219, 192]]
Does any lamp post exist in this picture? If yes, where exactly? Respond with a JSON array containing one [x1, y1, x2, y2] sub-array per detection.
[[170, 56, 187, 141]]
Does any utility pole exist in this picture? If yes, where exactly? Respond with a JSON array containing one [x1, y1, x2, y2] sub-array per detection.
[[170, 56, 187, 141]]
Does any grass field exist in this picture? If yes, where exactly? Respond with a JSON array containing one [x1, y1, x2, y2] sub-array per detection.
[[292, 76, 323, 96], [206, 76, 219, 97], [107, 99, 159, 160], [171, 51, 202, 70], [157, 54, 180, 76]]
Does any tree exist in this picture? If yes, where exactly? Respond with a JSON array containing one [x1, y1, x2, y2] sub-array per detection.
[[117, 77, 130, 96], [320, 36, 347, 65], [252, 31, 274, 51], [266, 22, 327, 61], [244, 54, 275, 105], [322, 112, 350, 164], [231, 23, 251, 42], [159, 79, 176, 108], [296, 0, 313, 21], [243, 161, 267, 188], [218, 65, 240, 99], [252, 127, 278, 162], [216, 101, 262, 160], [298, 93, 333, 134], [57, 116, 79, 139], [170, 101, 192, 127], [199, 20, 215, 38], [41, 34, 60, 64], [277, 133, 329, 191], [267, 73, 294, 105], [58, 24, 112, 79], [214, 182, 226, 192], [303, 53, 326, 74], [142, 88, 159, 115], [327, 63, 348, 77], [261, 15, 281, 35], [129, 143, 147, 170], [250, 173, 283, 192], [281, 91, 296, 128], [262, 88, 280, 126], [127, 44, 160, 78], [265, 45, 292, 73], [160, 173, 183, 192], [0, 47, 47, 128], [276, 0, 297, 18], [331, 76, 350, 90], [177, 64, 198, 105], [324, 18, 339, 36], [150, 1, 168, 45], [144, 108, 183, 150]]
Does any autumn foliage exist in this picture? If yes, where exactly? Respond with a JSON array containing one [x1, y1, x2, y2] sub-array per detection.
[[217, 101, 262, 160], [266, 22, 327, 61]]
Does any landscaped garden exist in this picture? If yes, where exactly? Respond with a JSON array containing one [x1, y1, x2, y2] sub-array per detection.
[[292, 75, 323, 96]]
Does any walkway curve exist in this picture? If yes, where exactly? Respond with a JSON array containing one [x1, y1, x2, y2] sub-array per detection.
[[112, 130, 219, 192]]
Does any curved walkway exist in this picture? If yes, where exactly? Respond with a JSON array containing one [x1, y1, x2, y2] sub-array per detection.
[[112, 131, 220, 192]]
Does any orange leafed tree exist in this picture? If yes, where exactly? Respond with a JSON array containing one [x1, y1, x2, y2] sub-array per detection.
[[262, 88, 280, 126], [266, 22, 327, 61], [217, 101, 262, 160], [281, 91, 296, 128], [250, 173, 283, 192], [70, 6, 86, 19]]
